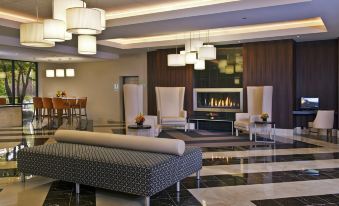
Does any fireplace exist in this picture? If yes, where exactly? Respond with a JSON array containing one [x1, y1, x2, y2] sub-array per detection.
[[193, 88, 243, 112]]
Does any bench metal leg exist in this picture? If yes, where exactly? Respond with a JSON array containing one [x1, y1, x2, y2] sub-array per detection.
[[145, 196, 150, 206], [20, 173, 25, 183], [176, 181, 180, 192], [75, 183, 80, 194], [196, 170, 201, 180]]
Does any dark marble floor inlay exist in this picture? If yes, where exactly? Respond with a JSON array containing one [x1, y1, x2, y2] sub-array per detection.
[[252, 193, 339, 206], [182, 168, 339, 189], [203, 152, 339, 166]]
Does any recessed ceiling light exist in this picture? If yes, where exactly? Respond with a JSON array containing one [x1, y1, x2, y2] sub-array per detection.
[[242, 17, 247, 20], [101, 17, 325, 49], [106, 0, 240, 20]]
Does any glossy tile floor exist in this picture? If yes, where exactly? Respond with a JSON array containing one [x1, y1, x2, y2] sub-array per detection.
[[1, 118, 339, 205]]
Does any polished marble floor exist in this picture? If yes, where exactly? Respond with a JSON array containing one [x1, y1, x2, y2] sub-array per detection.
[[1, 119, 339, 205]]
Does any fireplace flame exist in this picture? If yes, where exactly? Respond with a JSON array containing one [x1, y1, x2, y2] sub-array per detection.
[[208, 97, 238, 108]]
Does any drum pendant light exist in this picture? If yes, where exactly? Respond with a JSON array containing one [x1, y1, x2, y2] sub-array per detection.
[[198, 30, 216, 60], [93, 8, 106, 30], [66, 1, 102, 35], [43, 19, 66, 42], [20, 3, 55, 47], [194, 59, 205, 70], [78, 35, 97, 55]]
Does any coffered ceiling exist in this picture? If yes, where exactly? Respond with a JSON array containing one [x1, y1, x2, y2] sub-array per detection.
[[0, 0, 338, 63]]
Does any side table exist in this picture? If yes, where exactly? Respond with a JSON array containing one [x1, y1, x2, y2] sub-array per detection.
[[254, 121, 276, 143], [127, 125, 153, 137]]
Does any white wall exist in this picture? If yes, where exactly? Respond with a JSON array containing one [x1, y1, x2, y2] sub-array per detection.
[[38, 53, 147, 123]]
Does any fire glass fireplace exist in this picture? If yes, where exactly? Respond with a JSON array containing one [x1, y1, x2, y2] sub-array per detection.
[[193, 88, 243, 112]]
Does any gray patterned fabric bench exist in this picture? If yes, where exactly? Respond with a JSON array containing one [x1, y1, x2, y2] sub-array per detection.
[[17, 142, 202, 206]]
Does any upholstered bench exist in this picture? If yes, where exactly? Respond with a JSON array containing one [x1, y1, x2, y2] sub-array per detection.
[[17, 130, 202, 206]]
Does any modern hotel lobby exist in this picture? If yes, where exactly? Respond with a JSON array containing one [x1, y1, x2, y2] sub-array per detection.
[[1, 0, 339, 206]]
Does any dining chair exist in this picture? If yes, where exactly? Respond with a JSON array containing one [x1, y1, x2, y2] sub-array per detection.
[[75, 97, 88, 121], [42, 98, 54, 127], [52, 98, 71, 126], [32, 97, 44, 122], [0, 97, 6, 105]]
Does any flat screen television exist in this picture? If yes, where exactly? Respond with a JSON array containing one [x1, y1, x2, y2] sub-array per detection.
[[300, 97, 319, 110]]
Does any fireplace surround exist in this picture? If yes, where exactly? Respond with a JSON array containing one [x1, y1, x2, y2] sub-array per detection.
[[193, 88, 243, 112]]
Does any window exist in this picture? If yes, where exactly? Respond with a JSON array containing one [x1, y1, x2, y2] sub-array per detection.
[[0, 59, 38, 104]]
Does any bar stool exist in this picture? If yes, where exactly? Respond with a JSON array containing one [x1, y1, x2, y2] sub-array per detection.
[[52, 98, 71, 126], [42, 98, 54, 127], [67, 98, 77, 119], [75, 97, 88, 121], [32, 97, 44, 122], [0, 97, 6, 105]]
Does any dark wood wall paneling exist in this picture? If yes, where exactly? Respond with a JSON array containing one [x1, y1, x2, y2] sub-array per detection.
[[243, 40, 294, 129], [294, 40, 338, 128], [147, 49, 194, 116], [147, 39, 339, 129]]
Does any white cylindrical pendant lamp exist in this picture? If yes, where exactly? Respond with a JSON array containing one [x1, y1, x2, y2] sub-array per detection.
[[65, 32, 72, 40], [194, 59, 205, 70], [185, 52, 197, 64], [185, 39, 203, 52], [43, 19, 66, 42], [94, 8, 106, 30], [198, 45, 216, 60], [167, 54, 185, 67], [78, 35, 97, 55], [66, 7, 102, 35], [53, 0, 86, 40], [20, 22, 55, 47]]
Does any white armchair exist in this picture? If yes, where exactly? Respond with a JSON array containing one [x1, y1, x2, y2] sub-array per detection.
[[234, 86, 273, 140], [309, 110, 334, 138], [155, 87, 188, 131], [123, 84, 160, 137]]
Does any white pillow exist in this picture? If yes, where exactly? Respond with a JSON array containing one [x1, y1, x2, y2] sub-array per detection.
[[54, 130, 186, 156]]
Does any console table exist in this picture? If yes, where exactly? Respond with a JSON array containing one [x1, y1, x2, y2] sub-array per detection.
[[254, 121, 276, 143], [188, 117, 234, 135]]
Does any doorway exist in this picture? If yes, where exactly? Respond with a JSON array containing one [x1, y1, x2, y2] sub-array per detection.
[[120, 76, 139, 122]]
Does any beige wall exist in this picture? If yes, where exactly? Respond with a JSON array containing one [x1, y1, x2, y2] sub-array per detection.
[[38, 53, 147, 123]]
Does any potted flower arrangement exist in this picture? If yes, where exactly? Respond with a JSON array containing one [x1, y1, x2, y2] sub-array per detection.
[[261, 113, 269, 122], [56, 91, 67, 97], [135, 113, 145, 126]]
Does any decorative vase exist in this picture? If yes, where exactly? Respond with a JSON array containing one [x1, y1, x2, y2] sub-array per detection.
[[137, 122, 143, 126], [262, 118, 267, 122]]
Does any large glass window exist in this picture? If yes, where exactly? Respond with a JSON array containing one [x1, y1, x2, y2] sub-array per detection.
[[0, 59, 38, 105]]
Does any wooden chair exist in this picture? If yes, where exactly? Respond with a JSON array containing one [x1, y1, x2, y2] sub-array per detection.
[[52, 98, 71, 126], [42, 98, 54, 127], [32, 97, 44, 122], [0, 98, 6, 105], [75, 97, 88, 121]]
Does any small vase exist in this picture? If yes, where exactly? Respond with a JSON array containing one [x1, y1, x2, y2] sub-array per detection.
[[137, 122, 143, 126], [262, 118, 267, 122]]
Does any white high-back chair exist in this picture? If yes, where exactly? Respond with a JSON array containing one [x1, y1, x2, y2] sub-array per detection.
[[234, 86, 273, 140], [311, 110, 334, 138], [155, 87, 188, 131], [123, 84, 159, 136]]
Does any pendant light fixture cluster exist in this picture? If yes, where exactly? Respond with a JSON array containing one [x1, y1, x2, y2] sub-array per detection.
[[19, 0, 106, 55], [167, 31, 216, 70]]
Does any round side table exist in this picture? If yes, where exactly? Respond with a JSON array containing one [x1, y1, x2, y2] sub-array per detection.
[[127, 124, 152, 137]]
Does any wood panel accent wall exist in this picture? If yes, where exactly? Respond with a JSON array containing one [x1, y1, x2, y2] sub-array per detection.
[[294, 40, 338, 127], [243, 40, 294, 129], [147, 49, 194, 116]]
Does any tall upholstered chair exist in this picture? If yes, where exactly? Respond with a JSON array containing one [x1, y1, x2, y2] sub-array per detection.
[[123, 84, 159, 137], [234, 86, 273, 140], [309, 110, 334, 139], [155, 87, 188, 131]]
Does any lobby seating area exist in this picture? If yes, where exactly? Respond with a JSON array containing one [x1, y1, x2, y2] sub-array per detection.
[[1, 0, 339, 206]]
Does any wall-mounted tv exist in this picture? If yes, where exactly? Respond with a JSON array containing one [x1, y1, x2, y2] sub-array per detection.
[[300, 97, 319, 110]]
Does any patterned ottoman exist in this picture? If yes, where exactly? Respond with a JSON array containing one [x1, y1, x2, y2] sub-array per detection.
[[17, 143, 202, 206]]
